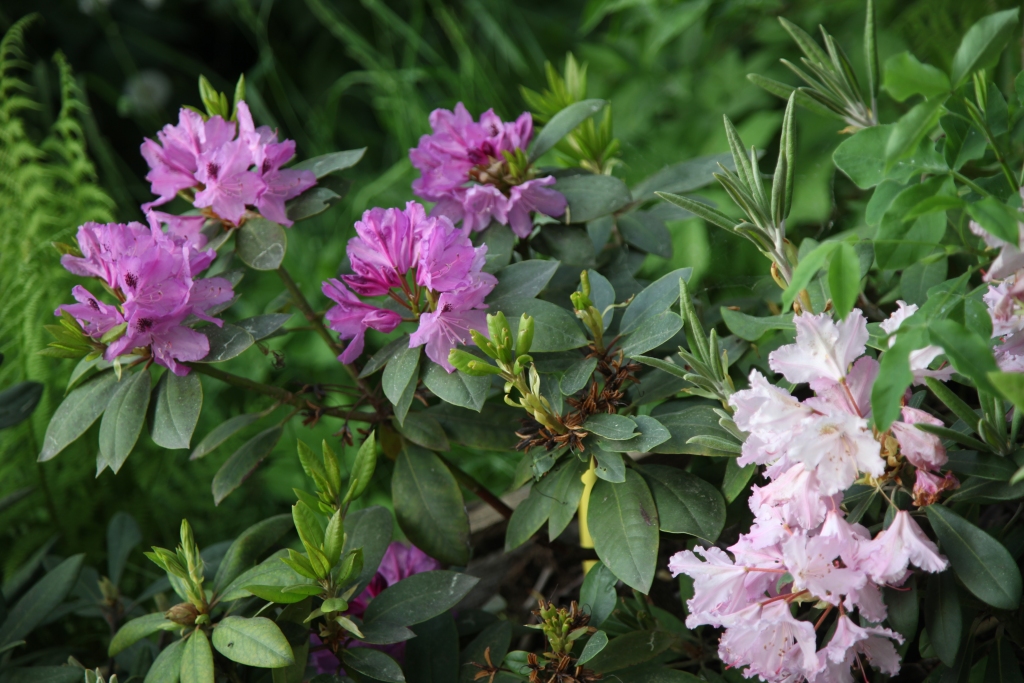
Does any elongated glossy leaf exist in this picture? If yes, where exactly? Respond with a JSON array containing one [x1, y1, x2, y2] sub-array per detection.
[[883, 51, 950, 101], [578, 631, 609, 665], [925, 505, 1022, 610], [945, 451, 1016, 480], [383, 346, 421, 424], [212, 426, 284, 505], [190, 413, 261, 460], [342, 648, 405, 683], [924, 571, 960, 667], [541, 457, 588, 540], [640, 465, 725, 541], [968, 197, 1020, 244], [422, 362, 488, 412], [885, 96, 945, 165], [213, 514, 293, 594], [344, 506, 394, 594], [505, 487, 552, 551], [109, 613, 175, 656], [237, 313, 293, 341], [151, 371, 202, 449], [487, 260, 560, 305], [146, 637, 184, 683], [459, 620, 512, 683], [0, 381, 43, 430], [950, 9, 1020, 88], [363, 570, 479, 628], [561, 357, 598, 395], [291, 148, 366, 177], [0, 554, 83, 647], [579, 561, 618, 628], [181, 629, 214, 683], [620, 268, 691, 334], [986, 635, 1024, 683], [501, 299, 588, 352], [632, 153, 733, 200], [98, 370, 151, 474], [530, 99, 606, 160], [928, 319, 999, 395], [656, 192, 735, 230], [286, 185, 342, 222], [395, 412, 450, 451], [618, 213, 672, 258], [212, 616, 294, 668], [593, 449, 626, 483], [828, 242, 861, 319], [884, 576, 918, 639], [5, 667, 84, 683], [393, 446, 471, 565], [722, 458, 756, 503], [585, 629, 676, 674], [38, 370, 119, 462], [620, 310, 682, 357], [583, 414, 637, 440], [556, 174, 632, 224], [598, 415, 670, 453], [406, 613, 459, 683], [587, 471, 659, 592], [236, 217, 287, 270], [218, 550, 297, 601], [720, 309, 794, 341], [199, 324, 254, 363], [107, 511, 142, 586]]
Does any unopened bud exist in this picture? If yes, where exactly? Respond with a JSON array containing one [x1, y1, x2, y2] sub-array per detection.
[[516, 315, 534, 356], [469, 330, 498, 358], [165, 602, 199, 626]]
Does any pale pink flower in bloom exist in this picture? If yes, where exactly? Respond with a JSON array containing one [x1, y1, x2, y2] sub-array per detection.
[[808, 356, 878, 418], [812, 616, 902, 683], [786, 409, 883, 496], [730, 369, 814, 467], [769, 310, 868, 384], [719, 602, 821, 683], [749, 465, 833, 530], [863, 510, 947, 584], [668, 546, 757, 628], [782, 533, 865, 606], [409, 278, 494, 372], [891, 406, 946, 471]]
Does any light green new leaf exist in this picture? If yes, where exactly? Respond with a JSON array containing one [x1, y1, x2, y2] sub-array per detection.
[[211, 616, 294, 668], [883, 52, 950, 101], [950, 9, 1020, 88], [109, 612, 174, 656], [180, 629, 214, 683], [827, 242, 862, 319]]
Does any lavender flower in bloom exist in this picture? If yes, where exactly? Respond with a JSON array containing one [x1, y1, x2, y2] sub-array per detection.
[[140, 101, 314, 227], [323, 202, 496, 370], [56, 219, 234, 376], [410, 103, 566, 238], [670, 308, 955, 683]]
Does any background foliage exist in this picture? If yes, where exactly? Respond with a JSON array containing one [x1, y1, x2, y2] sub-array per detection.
[[0, 0, 1020, 670]]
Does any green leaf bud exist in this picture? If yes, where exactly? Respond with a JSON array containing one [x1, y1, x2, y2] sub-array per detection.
[[516, 314, 534, 355]]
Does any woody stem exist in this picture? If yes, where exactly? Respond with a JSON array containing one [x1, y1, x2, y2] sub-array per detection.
[[436, 452, 513, 520]]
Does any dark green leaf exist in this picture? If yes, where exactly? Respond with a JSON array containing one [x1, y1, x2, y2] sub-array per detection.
[[393, 446, 471, 565], [4, 667, 82, 683], [721, 458, 756, 503], [107, 511, 142, 586], [487, 260, 560, 305], [640, 465, 725, 541], [945, 451, 1016, 480], [198, 324, 254, 362], [598, 415, 670, 453], [925, 571, 961, 667], [108, 612, 174, 656], [883, 52, 950, 101], [237, 313, 293, 341], [459, 621, 512, 683], [556, 175, 632, 223], [950, 9, 1020, 88], [926, 505, 1022, 610], [653, 406, 736, 456], [0, 381, 43, 430], [236, 217, 287, 270], [620, 268, 691, 334], [360, 334, 412, 378], [561, 357, 598, 395], [783, 241, 837, 310], [211, 426, 284, 505], [884, 576, 918, 639], [181, 629, 215, 683], [286, 186, 342, 222], [618, 213, 672, 258], [500, 299, 588, 352], [539, 457, 588, 540], [827, 242, 861, 319], [655, 193, 736, 231], [342, 648, 405, 683], [885, 96, 946, 165], [578, 631, 609, 665], [585, 630, 676, 673], [383, 346, 421, 425], [151, 371, 202, 450], [478, 224, 515, 274], [583, 414, 637, 440], [530, 99, 607, 160], [720, 309, 794, 342], [422, 362, 488, 412], [593, 449, 626, 483], [343, 506, 393, 595], [620, 310, 682, 357], [291, 148, 366, 177], [213, 514, 292, 595], [211, 616, 294, 668], [38, 370, 119, 462], [986, 635, 1024, 683], [0, 554, 83, 648], [98, 370, 151, 474], [396, 412, 450, 451], [406, 613, 459, 683], [991, 371, 1024, 414], [872, 326, 929, 430], [363, 570, 479, 628], [579, 561, 618, 628], [587, 471, 659, 592], [928, 319, 999, 395], [901, 258, 949, 307], [967, 197, 1021, 244], [505, 487, 552, 551], [147, 638, 185, 683], [631, 153, 733, 201], [190, 413, 261, 460]]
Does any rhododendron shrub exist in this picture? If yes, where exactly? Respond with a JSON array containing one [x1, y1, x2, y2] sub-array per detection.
[[10, 4, 1024, 683]]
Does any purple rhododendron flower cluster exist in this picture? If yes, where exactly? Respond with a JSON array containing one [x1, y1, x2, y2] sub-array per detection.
[[322, 201, 496, 370], [670, 309, 957, 683], [410, 103, 567, 237], [141, 102, 315, 226], [57, 213, 234, 375], [309, 542, 440, 675]]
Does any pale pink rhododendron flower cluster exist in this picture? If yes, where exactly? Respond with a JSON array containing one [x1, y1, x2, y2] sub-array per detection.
[[56, 213, 234, 375], [670, 309, 956, 683], [322, 201, 497, 370], [409, 103, 567, 236], [141, 102, 315, 226]]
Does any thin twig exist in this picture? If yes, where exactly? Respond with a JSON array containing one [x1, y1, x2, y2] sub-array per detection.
[[437, 452, 514, 520]]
